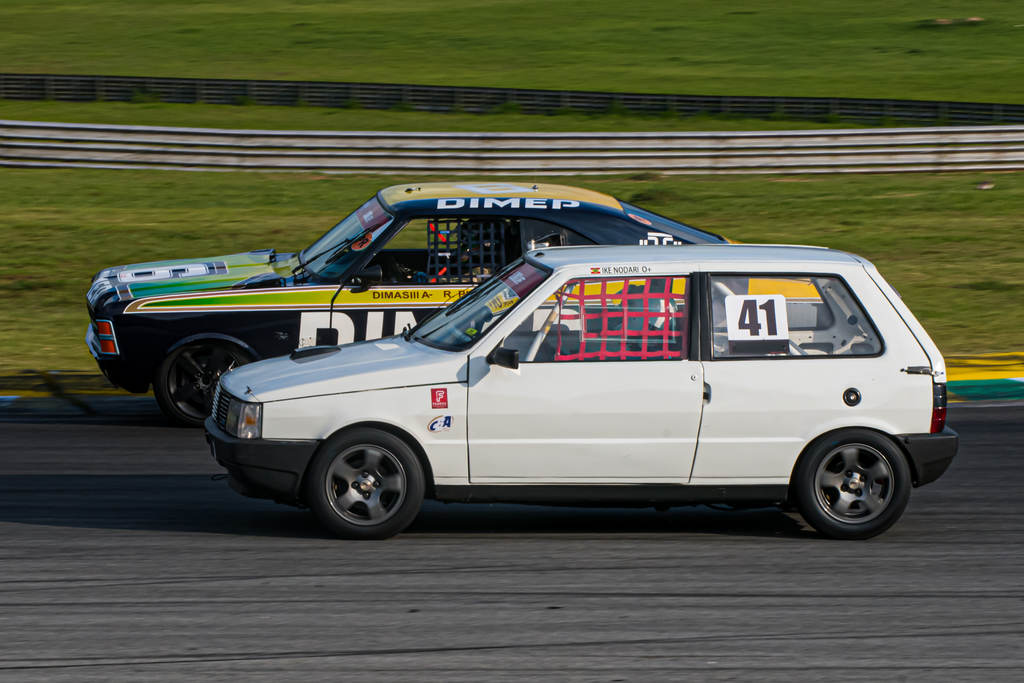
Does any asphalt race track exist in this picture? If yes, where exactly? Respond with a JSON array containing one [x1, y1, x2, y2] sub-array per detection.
[[0, 402, 1021, 682]]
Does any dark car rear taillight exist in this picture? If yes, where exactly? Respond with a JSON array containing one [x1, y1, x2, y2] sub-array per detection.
[[930, 382, 947, 433]]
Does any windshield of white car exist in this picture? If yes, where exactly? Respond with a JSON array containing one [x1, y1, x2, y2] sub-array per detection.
[[298, 197, 393, 281], [412, 260, 549, 351]]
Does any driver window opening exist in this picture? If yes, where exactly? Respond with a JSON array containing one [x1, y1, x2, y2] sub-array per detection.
[[364, 217, 592, 285], [506, 275, 690, 362], [365, 217, 516, 285]]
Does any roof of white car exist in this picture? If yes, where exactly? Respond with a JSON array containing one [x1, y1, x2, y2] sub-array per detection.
[[527, 244, 863, 271]]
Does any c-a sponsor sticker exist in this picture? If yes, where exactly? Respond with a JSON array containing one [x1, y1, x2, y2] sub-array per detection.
[[589, 264, 654, 276], [431, 387, 448, 409], [428, 415, 453, 432]]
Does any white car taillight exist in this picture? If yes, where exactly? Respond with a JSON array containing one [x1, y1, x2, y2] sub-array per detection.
[[930, 382, 947, 433]]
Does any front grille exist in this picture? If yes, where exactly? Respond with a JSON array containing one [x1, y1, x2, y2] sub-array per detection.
[[213, 384, 231, 429]]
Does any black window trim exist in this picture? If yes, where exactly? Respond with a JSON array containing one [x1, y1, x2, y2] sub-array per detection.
[[700, 270, 886, 362]]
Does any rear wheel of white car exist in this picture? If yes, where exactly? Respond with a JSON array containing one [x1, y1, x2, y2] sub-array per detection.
[[792, 429, 911, 540], [154, 341, 251, 427], [304, 428, 425, 540]]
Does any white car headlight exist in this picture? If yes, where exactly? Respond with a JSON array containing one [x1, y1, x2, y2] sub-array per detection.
[[226, 398, 262, 439]]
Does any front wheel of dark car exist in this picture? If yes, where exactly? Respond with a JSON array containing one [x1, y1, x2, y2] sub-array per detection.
[[792, 429, 912, 540], [154, 341, 251, 427], [304, 428, 425, 540]]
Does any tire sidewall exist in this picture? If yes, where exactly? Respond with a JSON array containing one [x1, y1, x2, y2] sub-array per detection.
[[793, 429, 911, 540], [304, 427, 425, 540], [153, 342, 249, 427]]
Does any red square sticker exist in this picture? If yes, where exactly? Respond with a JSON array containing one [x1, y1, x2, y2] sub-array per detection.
[[431, 387, 448, 409]]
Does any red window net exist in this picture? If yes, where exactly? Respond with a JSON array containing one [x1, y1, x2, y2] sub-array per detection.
[[553, 277, 688, 361]]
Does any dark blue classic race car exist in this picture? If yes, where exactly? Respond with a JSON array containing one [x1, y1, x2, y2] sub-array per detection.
[[86, 182, 727, 424]]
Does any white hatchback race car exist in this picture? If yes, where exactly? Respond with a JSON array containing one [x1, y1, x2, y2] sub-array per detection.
[[205, 244, 957, 540]]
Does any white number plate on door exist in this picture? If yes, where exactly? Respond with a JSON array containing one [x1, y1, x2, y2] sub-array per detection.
[[725, 294, 789, 341]]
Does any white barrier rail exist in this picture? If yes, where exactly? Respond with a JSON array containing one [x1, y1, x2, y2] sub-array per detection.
[[3, 120, 1024, 174]]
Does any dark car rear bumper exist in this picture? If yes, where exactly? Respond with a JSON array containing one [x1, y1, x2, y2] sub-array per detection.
[[897, 426, 958, 487], [205, 416, 319, 504]]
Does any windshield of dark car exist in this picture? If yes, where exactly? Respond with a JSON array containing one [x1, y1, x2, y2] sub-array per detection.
[[300, 197, 393, 281], [412, 260, 549, 350]]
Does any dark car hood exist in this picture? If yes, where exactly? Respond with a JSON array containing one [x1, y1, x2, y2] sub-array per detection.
[[87, 249, 298, 307]]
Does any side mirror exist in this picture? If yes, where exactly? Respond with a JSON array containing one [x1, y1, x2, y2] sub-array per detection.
[[348, 264, 383, 293], [315, 327, 339, 346], [486, 345, 519, 370]]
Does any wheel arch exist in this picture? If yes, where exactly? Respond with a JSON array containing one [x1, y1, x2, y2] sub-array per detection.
[[302, 420, 437, 500], [165, 332, 260, 360], [788, 426, 921, 498], [153, 333, 260, 427]]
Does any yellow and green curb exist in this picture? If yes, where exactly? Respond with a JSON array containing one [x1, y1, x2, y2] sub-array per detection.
[[946, 353, 1024, 402]]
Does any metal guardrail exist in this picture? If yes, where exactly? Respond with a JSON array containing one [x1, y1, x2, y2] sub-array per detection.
[[3, 120, 1024, 174], [3, 73, 1024, 125]]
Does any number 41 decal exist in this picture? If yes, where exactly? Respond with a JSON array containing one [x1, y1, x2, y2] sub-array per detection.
[[724, 294, 790, 341]]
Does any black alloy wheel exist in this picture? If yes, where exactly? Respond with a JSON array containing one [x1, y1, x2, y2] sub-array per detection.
[[792, 428, 912, 540], [154, 342, 251, 427], [305, 428, 425, 540]]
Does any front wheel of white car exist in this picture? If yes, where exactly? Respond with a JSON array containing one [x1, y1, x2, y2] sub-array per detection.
[[792, 429, 912, 540], [304, 428, 425, 540]]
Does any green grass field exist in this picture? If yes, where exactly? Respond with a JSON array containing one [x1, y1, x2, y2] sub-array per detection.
[[1, 1, 1022, 103], [1, 2, 1021, 376], [0, 169, 1020, 374]]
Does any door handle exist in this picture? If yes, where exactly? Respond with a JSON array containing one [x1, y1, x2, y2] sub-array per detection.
[[901, 366, 936, 376], [703, 382, 712, 403]]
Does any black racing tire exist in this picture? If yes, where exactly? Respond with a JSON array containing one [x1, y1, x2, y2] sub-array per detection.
[[304, 428, 425, 540], [792, 429, 912, 540], [153, 341, 252, 427]]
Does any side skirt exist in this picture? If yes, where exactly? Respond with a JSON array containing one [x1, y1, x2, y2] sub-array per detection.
[[433, 484, 788, 508]]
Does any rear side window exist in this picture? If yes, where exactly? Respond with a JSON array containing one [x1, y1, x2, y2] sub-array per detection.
[[710, 274, 882, 359], [505, 275, 690, 362], [519, 218, 595, 249]]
